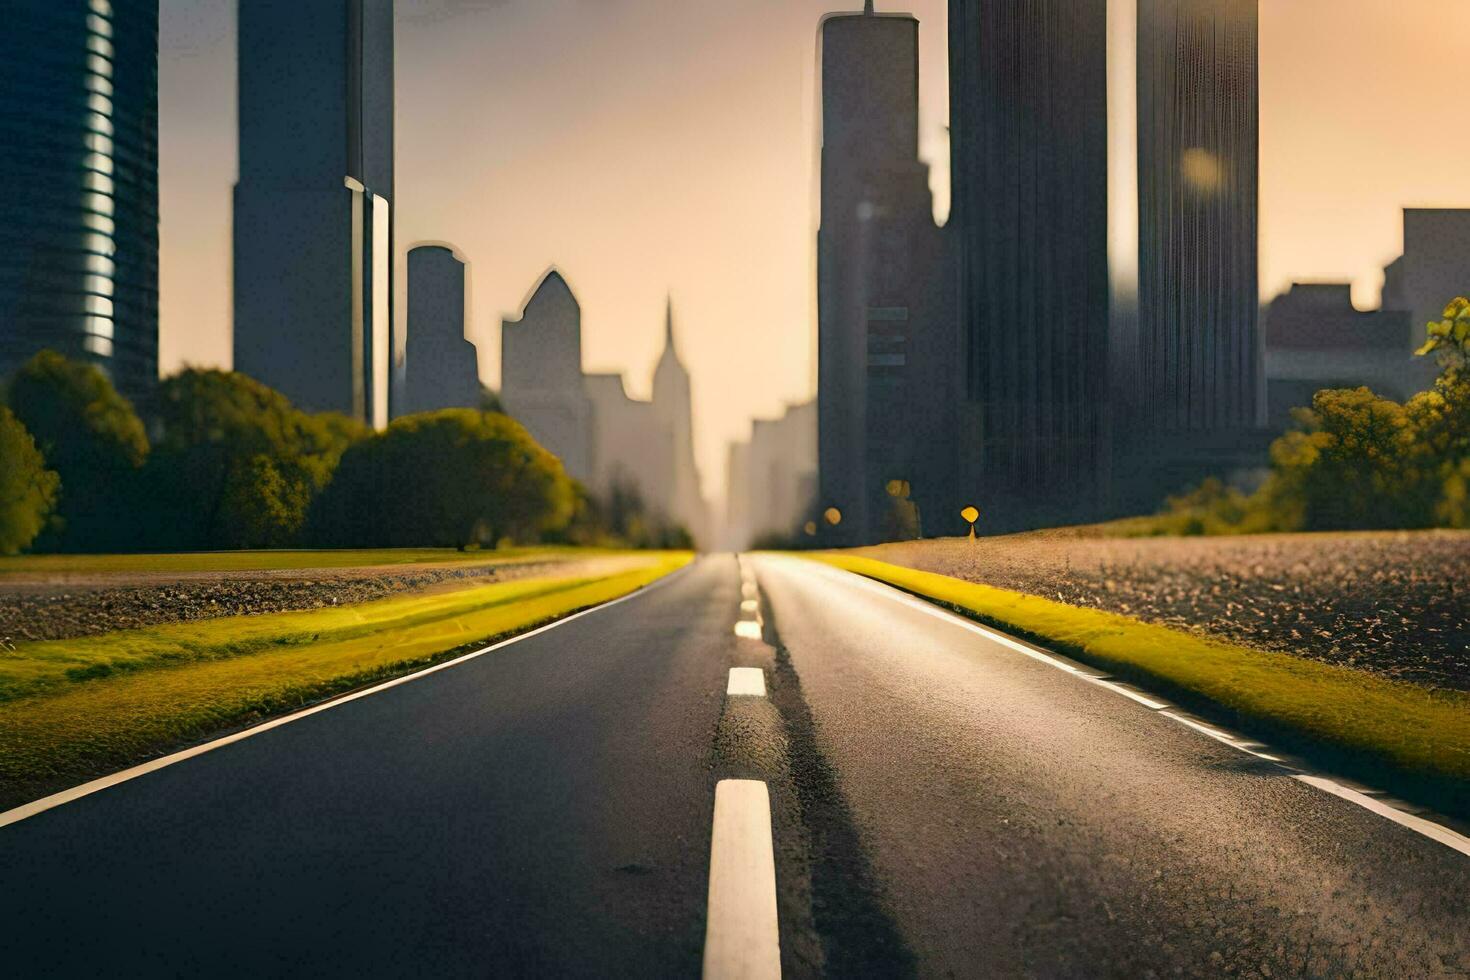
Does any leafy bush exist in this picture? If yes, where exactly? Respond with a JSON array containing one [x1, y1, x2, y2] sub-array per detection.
[[141, 370, 367, 550], [310, 409, 574, 548], [6, 350, 149, 551], [0, 407, 60, 554]]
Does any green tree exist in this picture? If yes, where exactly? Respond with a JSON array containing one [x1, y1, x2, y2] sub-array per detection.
[[0, 407, 60, 555], [311, 409, 574, 548], [143, 370, 367, 550], [6, 350, 149, 551]]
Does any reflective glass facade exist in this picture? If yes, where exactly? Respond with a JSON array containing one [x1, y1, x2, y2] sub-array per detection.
[[0, 0, 159, 401]]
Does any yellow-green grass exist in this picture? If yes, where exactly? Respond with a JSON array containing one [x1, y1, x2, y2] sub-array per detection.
[[0, 546, 607, 578], [809, 554, 1470, 814], [0, 554, 689, 805]]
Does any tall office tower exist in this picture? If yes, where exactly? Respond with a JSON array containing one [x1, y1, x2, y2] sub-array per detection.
[[949, 0, 1111, 531], [817, 3, 955, 546], [403, 244, 479, 416], [233, 0, 395, 426], [0, 0, 159, 403], [1133, 0, 1260, 435], [652, 300, 711, 548], [500, 269, 595, 482]]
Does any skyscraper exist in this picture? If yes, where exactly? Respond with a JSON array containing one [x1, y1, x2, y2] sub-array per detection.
[[817, 2, 954, 546], [1133, 0, 1260, 434], [652, 300, 711, 548], [233, 0, 395, 427], [0, 0, 159, 403], [404, 243, 479, 416], [949, 0, 1112, 531]]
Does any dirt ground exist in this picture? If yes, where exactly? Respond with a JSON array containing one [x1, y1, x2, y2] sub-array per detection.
[[855, 529, 1470, 692], [0, 555, 636, 643]]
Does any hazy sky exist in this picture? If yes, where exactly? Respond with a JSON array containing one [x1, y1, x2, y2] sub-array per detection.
[[158, 0, 1470, 506]]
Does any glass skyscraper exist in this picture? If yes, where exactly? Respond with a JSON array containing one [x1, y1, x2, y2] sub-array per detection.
[[0, 0, 159, 402]]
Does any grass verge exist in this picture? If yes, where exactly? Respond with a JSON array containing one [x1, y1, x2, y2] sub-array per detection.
[[808, 554, 1470, 818], [0, 554, 689, 810]]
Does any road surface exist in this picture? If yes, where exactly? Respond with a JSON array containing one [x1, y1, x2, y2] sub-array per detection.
[[2, 554, 1467, 977]]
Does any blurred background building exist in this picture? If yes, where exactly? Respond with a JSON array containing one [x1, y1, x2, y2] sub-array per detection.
[[816, 3, 956, 546], [0, 0, 159, 404], [723, 400, 816, 550], [233, 0, 396, 427], [403, 243, 479, 416], [948, 0, 1111, 533], [501, 269, 711, 545]]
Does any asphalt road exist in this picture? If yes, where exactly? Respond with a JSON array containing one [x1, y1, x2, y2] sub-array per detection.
[[3, 554, 1467, 977]]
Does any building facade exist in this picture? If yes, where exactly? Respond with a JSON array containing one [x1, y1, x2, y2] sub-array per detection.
[[652, 301, 711, 548], [1132, 0, 1260, 435], [949, 0, 1111, 531], [817, 3, 955, 546], [0, 0, 159, 403], [233, 0, 395, 426], [725, 400, 817, 551], [1263, 283, 1414, 430], [500, 269, 595, 483], [1387, 209, 1470, 393], [403, 243, 479, 416]]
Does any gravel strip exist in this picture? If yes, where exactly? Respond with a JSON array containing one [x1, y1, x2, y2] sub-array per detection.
[[0, 557, 635, 643], [853, 530, 1470, 693]]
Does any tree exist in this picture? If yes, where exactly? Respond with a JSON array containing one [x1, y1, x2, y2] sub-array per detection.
[[311, 409, 574, 548], [0, 407, 60, 555], [6, 350, 149, 551], [143, 370, 367, 550]]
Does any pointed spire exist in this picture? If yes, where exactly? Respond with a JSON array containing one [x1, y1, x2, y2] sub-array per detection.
[[664, 294, 677, 355]]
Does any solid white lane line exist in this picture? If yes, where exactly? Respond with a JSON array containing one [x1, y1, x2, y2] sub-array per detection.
[[703, 780, 781, 980], [734, 620, 763, 640], [774, 556, 1470, 861], [0, 564, 693, 831], [1295, 775, 1470, 858], [727, 668, 767, 697]]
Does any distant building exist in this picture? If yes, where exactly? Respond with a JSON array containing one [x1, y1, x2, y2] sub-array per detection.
[[725, 401, 817, 551], [1131, 0, 1261, 436], [1263, 283, 1415, 429], [584, 372, 659, 498], [1384, 208, 1470, 393], [651, 301, 712, 547], [0, 0, 159, 403], [501, 270, 711, 546], [233, 0, 395, 427], [500, 269, 595, 483], [403, 244, 479, 416], [949, 0, 1110, 531], [1262, 207, 1470, 426], [817, 3, 956, 546]]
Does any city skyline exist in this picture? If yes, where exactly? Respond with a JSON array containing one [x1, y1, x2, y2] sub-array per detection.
[[157, 0, 1470, 504]]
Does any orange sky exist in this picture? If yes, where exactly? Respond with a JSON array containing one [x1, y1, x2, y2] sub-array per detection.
[[157, 0, 1470, 506]]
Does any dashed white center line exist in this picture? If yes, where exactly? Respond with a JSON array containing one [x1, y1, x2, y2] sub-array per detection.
[[740, 599, 759, 613], [734, 620, 763, 640], [703, 779, 782, 979], [727, 667, 767, 697]]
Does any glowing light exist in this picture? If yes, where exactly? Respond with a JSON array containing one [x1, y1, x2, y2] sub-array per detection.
[[1181, 148, 1223, 194], [83, 336, 113, 356], [84, 316, 114, 339], [824, 507, 842, 526]]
